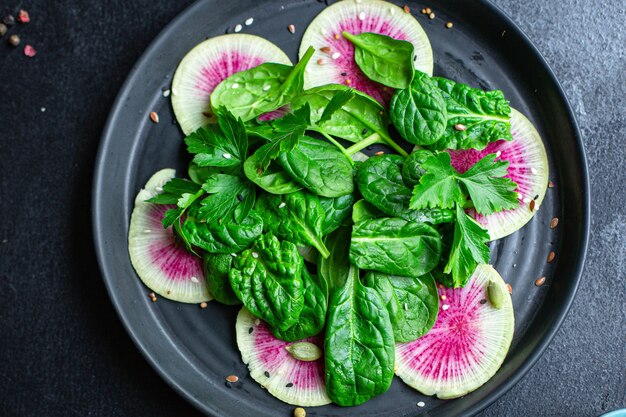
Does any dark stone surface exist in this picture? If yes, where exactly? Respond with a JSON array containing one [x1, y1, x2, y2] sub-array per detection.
[[0, 1, 623, 416]]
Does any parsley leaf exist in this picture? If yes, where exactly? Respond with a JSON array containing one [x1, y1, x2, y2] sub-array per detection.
[[197, 174, 255, 223], [443, 205, 490, 287], [146, 178, 201, 204], [410, 152, 518, 215], [318, 88, 355, 125]]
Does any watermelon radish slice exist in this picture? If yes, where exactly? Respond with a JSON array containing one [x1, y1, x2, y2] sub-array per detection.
[[172, 34, 292, 135], [128, 169, 211, 303], [447, 108, 549, 241], [395, 264, 514, 399], [236, 308, 331, 406], [299, 0, 433, 106]]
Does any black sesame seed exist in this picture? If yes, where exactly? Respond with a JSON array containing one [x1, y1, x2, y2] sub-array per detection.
[[341, 72, 347, 76], [237, 194, 244, 202], [534, 194, 539, 200], [479, 299, 487, 304], [413, 55, 417, 61], [264, 371, 270, 378], [361, 128, 369, 135], [286, 383, 294, 388], [248, 327, 254, 334]]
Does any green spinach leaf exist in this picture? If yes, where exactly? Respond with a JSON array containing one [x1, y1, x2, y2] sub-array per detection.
[[229, 233, 304, 330], [183, 209, 263, 254], [343, 31, 415, 89], [202, 253, 241, 305], [362, 271, 439, 343], [401, 149, 434, 188], [352, 199, 384, 224], [278, 136, 354, 197], [318, 227, 351, 297], [255, 191, 330, 258], [350, 218, 442, 276], [389, 70, 448, 145], [325, 264, 395, 406], [319, 194, 355, 236], [243, 157, 302, 195]]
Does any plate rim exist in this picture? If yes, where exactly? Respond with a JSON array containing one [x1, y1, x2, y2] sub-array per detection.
[[92, 0, 590, 416]]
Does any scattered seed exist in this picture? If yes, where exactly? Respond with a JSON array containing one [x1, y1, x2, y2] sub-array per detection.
[[403, 303, 408, 311], [379, 110, 384, 115], [149, 292, 157, 302], [445, 22, 453, 29], [535, 276, 546, 286], [254, 318, 260, 326], [529, 199, 536, 211], [547, 251, 555, 263], [331, 52, 341, 59], [442, 304, 450, 311], [223, 153, 232, 159], [40, 107, 46, 112], [320, 46, 332, 53], [374, 151, 385, 156], [358, 12, 366, 20], [429, 12, 436, 19], [417, 401, 426, 407], [530, 167, 538, 175], [9, 34, 20, 47], [18, 10, 30, 24], [294, 408, 306, 417], [479, 299, 487, 304], [341, 72, 347, 76], [278, 202, 286, 209], [548, 180, 556, 188], [231, 253, 237, 257], [200, 302, 208, 309], [403, 5, 411, 13], [506, 283, 513, 294], [225, 375, 239, 383], [501, 29, 506, 37], [389, 7, 396, 15], [288, 24, 296, 34], [252, 252, 259, 259], [202, 111, 213, 118], [248, 327, 253, 334], [361, 128, 369, 135], [172, 87, 179, 96], [425, 7, 432, 14], [334, 34, 340, 39], [231, 83, 239, 89], [316, 58, 325, 65], [149, 111, 159, 123], [495, 150, 502, 157], [0, 23, 6, 36], [236, 193, 244, 202], [440, 295, 446, 300], [534, 194, 539, 200], [454, 124, 467, 131], [3, 15, 15, 26], [162, 88, 171, 97], [550, 217, 559, 229], [264, 371, 270, 378], [286, 382, 294, 388], [234, 24, 242, 32], [191, 276, 199, 283], [262, 84, 272, 91], [245, 17, 254, 26], [421, 8, 426, 14], [344, 79, 352, 85]]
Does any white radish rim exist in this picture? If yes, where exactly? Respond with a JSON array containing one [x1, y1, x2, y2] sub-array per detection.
[[300, 0, 433, 95], [236, 308, 331, 407], [395, 264, 514, 399], [128, 168, 211, 303], [172, 34, 292, 135]]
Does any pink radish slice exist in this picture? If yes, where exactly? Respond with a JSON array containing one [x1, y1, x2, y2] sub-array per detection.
[[236, 308, 331, 406], [172, 34, 292, 135], [299, 0, 433, 106], [128, 169, 211, 303], [447, 108, 549, 241], [395, 264, 514, 399]]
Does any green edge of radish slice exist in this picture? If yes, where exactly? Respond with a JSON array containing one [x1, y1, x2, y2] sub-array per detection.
[[171, 34, 292, 135], [299, 0, 433, 105], [236, 308, 331, 407], [395, 264, 514, 399], [128, 169, 211, 303], [448, 108, 549, 241]]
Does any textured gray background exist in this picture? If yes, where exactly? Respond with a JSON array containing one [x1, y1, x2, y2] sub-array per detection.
[[0, 0, 624, 416]]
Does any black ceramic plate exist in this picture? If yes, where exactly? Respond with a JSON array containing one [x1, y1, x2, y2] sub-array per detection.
[[92, 0, 589, 416]]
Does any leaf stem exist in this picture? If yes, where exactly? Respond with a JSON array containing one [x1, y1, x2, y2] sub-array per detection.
[[314, 128, 355, 166], [377, 131, 409, 157], [345, 133, 382, 155], [312, 238, 331, 259]]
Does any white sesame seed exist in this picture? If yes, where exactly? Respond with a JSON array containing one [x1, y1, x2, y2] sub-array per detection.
[[495, 151, 502, 157], [155, 186, 163, 192], [389, 7, 396, 14], [523, 197, 531, 203], [41, 107, 46, 112], [263, 85, 271, 91], [245, 17, 254, 26], [162, 89, 171, 97], [231, 253, 237, 257], [531, 167, 538, 174], [254, 319, 260, 326], [172, 87, 179, 96], [234, 24, 243, 32], [144, 229, 151, 233], [231, 83, 240, 89], [278, 202, 286, 209], [191, 276, 200, 283], [442, 304, 450, 311], [223, 153, 232, 159], [252, 252, 259, 258], [417, 401, 426, 407], [358, 12, 366, 20], [403, 303, 408, 311], [331, 52, 341, 59]]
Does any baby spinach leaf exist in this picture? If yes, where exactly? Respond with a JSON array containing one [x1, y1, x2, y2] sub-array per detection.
[[229, 233, 304, 331], [443, 205, 490, 287], [318, 227, 352, 296], [352, 199, 384, 224], [350, 218, 442, 276], [278, 136, 354, 198], [356, 154, 454, 224], [183, 209, 263, 254], [389, 70, 448, 145], [325, 264, 395, 406], [244, 157, 302, 194], [319, 194, 355, 236], [362, 271, 439, 343], [401, 149, 434, 188], [202, 253, 241, 305], [429, 77, 512, 150], [343, 31, 415, 89], [270, 267, 327, 342], [255, 191, 330, 258]]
